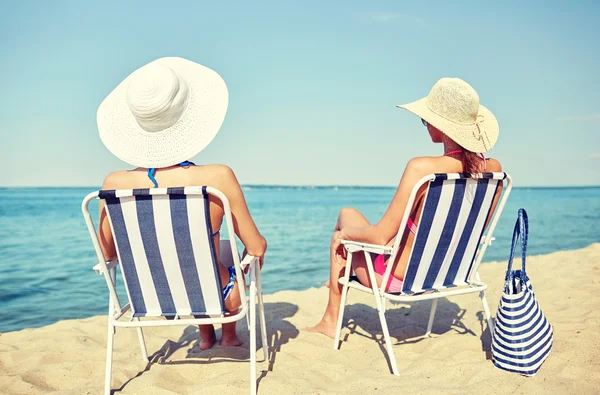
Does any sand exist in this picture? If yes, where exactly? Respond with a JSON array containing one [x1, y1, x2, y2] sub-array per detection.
[[1, 244, 599, 395]]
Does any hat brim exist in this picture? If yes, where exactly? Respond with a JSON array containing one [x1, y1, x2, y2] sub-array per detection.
[[97, 57, 228, 168], [397, 98, 498, 153]]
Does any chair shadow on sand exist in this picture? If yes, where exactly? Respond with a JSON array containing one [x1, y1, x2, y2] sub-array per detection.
[[337, 297, 493, 373], [113, 302, 299, 394]]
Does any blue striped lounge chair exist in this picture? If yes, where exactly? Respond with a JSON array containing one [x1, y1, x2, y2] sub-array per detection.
[[333, 172, 513, 376], [82, 186, 268, 395]]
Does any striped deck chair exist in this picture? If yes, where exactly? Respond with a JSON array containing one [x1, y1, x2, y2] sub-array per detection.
[[333, 172, 512, 376], [82, 186, 268, 395]]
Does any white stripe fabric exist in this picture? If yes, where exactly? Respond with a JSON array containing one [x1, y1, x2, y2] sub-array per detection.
[[152, 195, 192, 315], [114, 189, 134, 198]]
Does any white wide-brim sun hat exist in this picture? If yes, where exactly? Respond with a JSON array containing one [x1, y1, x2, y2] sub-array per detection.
[[97, 57, 228, 168], [397, 77, 498, 153]]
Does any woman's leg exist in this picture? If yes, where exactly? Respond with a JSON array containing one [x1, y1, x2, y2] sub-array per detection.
[[199, 240, 243, 349], [305, 208, 372, 338], [199, 325, 217, 350]]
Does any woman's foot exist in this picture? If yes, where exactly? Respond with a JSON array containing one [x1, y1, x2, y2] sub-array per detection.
[[220, 322, 243, 347], [303, 314, 338, 338], [220, 334, 244, 347], [199, 325, 217, 350]]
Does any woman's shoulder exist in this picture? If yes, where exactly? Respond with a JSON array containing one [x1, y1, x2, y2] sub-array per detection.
[[188, 164, 242, 190], [485, 157, 503, 172], [194, 163, 235, 175], [405, 156, 444, 174], [102, 169, 135, 189], [191, 164, 238, 181]]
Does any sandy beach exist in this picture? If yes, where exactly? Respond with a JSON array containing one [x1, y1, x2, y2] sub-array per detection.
[[1, 244, 599, 395]]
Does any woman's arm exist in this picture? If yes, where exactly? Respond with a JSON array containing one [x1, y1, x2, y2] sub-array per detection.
[[216, 166, 267, 259], [339, 158, 432, 245], [98, 174, 118, 261]]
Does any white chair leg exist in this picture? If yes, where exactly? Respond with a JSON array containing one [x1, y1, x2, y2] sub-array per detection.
[[480, 290, 494, 334], [364, 252, 399, 376], [425, 299, 438, 337], [256, 268, 269, 361], [475, 272, 495, 333], [135, 318, 148, 362], [333, 253, 353, 350], [105, 320, 115, 395], [377, 307, 399, 376], [249, 266, 257, 395]]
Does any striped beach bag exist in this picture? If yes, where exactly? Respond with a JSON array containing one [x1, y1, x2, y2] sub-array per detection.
[[491, 208, 553, 376]]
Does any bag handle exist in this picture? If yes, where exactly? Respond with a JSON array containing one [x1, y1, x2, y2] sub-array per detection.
[[505, 208, 529, 280]]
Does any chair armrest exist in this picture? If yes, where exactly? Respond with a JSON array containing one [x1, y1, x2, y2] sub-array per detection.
[[341, 240, 393, 255], [93, 259, 119, 274], [240, 254, 260, 270]]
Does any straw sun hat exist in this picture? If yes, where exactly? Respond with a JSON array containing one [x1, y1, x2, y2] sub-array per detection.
[[397, 78, 498, 152], [97, 57, 228, 168]]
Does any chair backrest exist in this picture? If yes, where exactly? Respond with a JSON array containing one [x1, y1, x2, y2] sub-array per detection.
[[397, 172, 511, 295], [97, 186, 228, 318]]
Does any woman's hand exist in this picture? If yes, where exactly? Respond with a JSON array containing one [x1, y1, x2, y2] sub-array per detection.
[[331, 230, 347, 266], [242, 246, 266, 274]]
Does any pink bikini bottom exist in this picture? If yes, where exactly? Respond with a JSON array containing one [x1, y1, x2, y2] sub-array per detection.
[[373, 254, 403, 293]]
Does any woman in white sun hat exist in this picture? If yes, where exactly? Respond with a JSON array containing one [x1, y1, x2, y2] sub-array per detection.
[[307, 78, 504, 338], [97, 57, 267, 350]]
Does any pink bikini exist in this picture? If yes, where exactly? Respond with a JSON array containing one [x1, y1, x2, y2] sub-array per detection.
[[373, 150, 487, 293]]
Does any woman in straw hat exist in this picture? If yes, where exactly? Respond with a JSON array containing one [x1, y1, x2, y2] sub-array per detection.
[[96, 57, 267, 350], [306, 78, 503, 338]]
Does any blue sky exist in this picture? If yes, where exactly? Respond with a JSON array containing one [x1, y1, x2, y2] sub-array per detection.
[[1, 0, 599, 187]]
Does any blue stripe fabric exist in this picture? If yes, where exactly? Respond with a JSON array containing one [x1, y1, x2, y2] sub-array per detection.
[[401, 178, 443, 293], [98, 190, 116, 200], [443, 179, 490, 286], [492, 209, 553, 376], [104, 197, 147, 316], [222, 266, 236, 300], [462, 180, 501, 281], [421, 179, 466, 290], [135, 193, 177, 316], [169, 191, 209, 315]]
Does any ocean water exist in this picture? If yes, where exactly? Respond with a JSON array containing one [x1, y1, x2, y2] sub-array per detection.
[[0, 185, 598, 333]]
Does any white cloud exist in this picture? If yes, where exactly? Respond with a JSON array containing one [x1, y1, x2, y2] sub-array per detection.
[[556, 114, 600, 121], [365, 12, 424, 24], [588, 153, 600, 159]]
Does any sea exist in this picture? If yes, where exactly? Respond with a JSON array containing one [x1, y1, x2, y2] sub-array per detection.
[[1, 185, 598, 333]]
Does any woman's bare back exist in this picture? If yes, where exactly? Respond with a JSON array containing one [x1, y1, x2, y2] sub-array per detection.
[[387, 155, 503, 280]]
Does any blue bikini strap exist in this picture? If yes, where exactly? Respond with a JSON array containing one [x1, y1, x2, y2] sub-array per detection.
[[147, 161, 195, 188]]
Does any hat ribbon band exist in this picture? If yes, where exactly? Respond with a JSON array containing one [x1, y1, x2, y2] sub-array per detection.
[[474, 114, 492, 151]]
